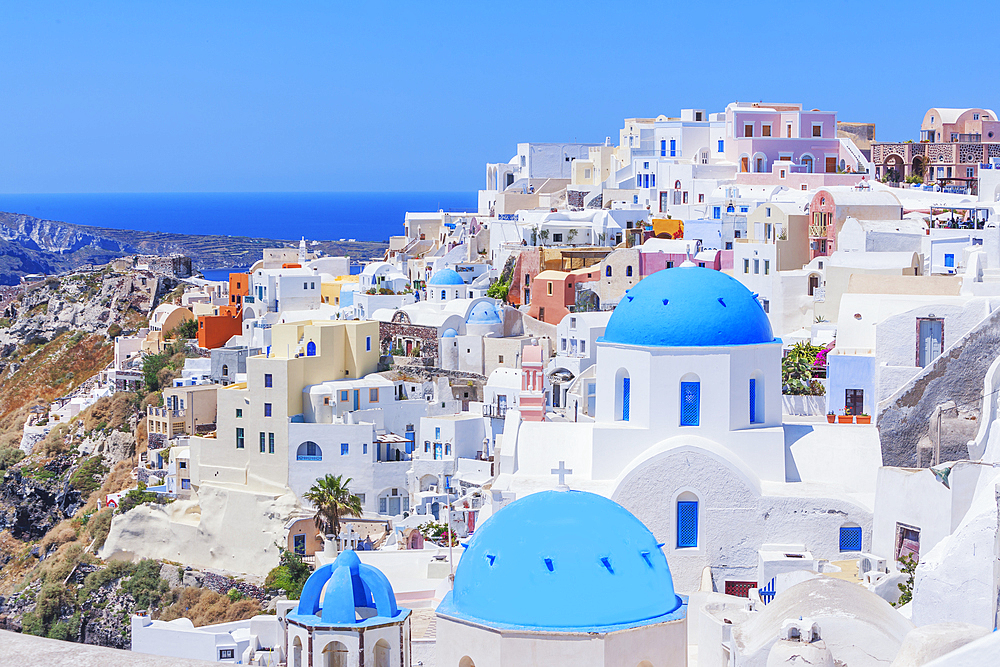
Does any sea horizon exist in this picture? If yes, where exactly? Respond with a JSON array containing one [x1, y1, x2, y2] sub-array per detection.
[[0, 191, 478, 243]]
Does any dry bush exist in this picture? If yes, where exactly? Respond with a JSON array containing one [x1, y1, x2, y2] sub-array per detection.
[[39, 521, 78, 552], [134, 418, 148, 449], [82, 392, 139, 433], [158, 587, 262, 625], [38, 423, 71, 456]]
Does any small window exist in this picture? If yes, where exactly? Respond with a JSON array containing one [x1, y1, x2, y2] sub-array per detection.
[[677, 500, 698, 548], [547, 282, 553, 296], [726, 242, 733, 250], [264, 373, 272, 388], [435, 427, 441, 439], [446, 443, 452, 455], [698, 193, 705, 203], [762, 124, 771, 137], [236, 408, 242, 418], [220, 649, 235, 660], [626, 266, 633, 277], [764, 260, 770, 275], [974, 113, 980, 121], [840, 525, 862, 552], [812, 123, 822, 137], [718, 139, 724, 152], [259, 432, 265, 453], [340, 390, 349, 402], [666, 261, 674, 268], [753, 259, 759, 274], [370, 388, 379, 402], [236, 427, 244, 449], [179, 461, 187, 469], [744, 259, 750, 274], [744, 123, 753, 138], [341, 443, 349, 455], [644, 161, 649, 169], [570, 317, 576, 329], [363, 443, 368, 454], [498, 355, 504, 363], [424, 441, 430, 452], [740, 206, 748, 213], [268, 432, 274, 453], [366, 336, 371, 351], [713, 206, 721, 219], [605, 265, 612, 277], [762, 299, 770, 313], [264, 403, 272, 417]]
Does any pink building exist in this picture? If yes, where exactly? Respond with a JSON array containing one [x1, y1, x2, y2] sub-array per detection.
[[725, 102, 850, 175], [520, 344, 546, 422], [527, 270, 576, 324]]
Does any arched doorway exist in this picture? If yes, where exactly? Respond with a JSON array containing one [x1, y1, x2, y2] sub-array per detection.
[[306, 341, 316, 356], [322, 641, 349, 667], [292, 637, 303, 667], [373, 639, 391, 667], [884, 154, 903, 183], [460, 658, 476, 667], [912, 156, 925, 182], [800, 155, 814, 173]]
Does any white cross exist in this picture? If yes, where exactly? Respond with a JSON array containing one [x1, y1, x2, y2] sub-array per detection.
[[551, 461, 573, 489]]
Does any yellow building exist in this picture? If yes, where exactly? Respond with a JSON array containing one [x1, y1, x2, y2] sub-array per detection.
[[321, 275, 359, 306]]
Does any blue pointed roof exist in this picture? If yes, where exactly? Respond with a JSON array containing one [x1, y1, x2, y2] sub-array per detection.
[[288, 550, 409, 628], [602, 266, 775, 348], [437, 490, 685, 631], [428, 268, 465, 286]]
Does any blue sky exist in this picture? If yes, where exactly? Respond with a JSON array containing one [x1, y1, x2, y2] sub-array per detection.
[[0, 1, 995, 193]]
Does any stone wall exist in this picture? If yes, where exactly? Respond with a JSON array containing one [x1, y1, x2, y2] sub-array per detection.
[[379, 321, 439, 365], [877, 307, 1000, 467]]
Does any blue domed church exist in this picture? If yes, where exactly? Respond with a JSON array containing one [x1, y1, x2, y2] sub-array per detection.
[[484, 266, 874, 593], [436, 489, 688, 667]]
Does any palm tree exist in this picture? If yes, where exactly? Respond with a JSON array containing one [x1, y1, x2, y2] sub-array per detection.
[[303, 474, 363, 543]]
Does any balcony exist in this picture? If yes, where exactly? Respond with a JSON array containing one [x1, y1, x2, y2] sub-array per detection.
[[808, 225, 827, 238], [959, 134, 982, 143], [483, 404, 507, 419], [148, 407, 184, 419]]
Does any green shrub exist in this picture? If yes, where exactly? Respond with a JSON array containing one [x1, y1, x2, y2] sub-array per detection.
[[227, 588, 244, 602], [264, 549, 311, 599], [0, 447, 25, 470], [69, 456, 110, 496], [122, 559, 169, 609]]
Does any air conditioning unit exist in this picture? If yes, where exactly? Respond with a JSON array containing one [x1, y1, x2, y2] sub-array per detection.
[[857, 553, 888, 576]]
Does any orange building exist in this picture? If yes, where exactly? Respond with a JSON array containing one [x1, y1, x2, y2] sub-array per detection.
[[197, 273, 249, 349], [527, 270, 576, 324]]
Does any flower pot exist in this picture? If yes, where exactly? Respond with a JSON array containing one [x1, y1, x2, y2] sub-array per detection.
[[838, 415, 854, 424], [856, 415, 871, 425], [826, 414, 836, 423]]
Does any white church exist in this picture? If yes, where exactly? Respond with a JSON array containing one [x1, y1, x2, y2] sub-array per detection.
[[485, 266, 880, 592]]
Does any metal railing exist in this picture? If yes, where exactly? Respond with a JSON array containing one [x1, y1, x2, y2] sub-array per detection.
[[483, 404, 507, 419]]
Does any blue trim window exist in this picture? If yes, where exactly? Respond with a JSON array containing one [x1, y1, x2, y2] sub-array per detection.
[[297, 441, 322, 461], [236, 428, 244, 449], [264, 373, 272, 387], [713, 206, 721, 220], [341, 443, 349, 456], [749, 379, 758, 423], [236, 408, 242, 418], [264, 403, 271, 417], [660, 139, 666, 157], [363, 443, 368, 454], [681, 382, 700, 426], [944, 254, 955, 268], [435, 427, 441, 439], [622, 377, 630, 422], [718, 139, 724, 153], [669, 139, 676, 157], [650, 173, 655, 188], [840, 526, 862, 552], [340, 390, 349, 402], [366, 336, 371, 351], [259, 432, 265, 453], [677, 500, 698, 548], [181, 479, 190, 490], [268, 432, 274, 454]]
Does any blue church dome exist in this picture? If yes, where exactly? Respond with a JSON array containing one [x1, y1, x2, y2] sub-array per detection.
[[602, 266, 774, 348], [288, 550, 407, 627], [427, 268, 465, 286], [440, 490, 683, 630], [467, 301, 502, 325], [442, 327, 458, 338]]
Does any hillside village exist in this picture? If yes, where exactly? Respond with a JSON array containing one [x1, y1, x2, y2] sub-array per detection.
[[5, 102, 1000, 665]]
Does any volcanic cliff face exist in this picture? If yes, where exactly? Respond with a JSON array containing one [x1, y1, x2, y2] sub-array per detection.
[[0, 213, 130, 255], [0, 457, 83, 541]]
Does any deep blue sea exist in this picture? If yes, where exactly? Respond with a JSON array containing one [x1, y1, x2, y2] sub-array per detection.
[[0, 191, 477, 244]]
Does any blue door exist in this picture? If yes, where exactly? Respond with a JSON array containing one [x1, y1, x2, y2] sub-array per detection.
[[944, 253, 955, 268], [293, 534, 305, 556], [749, 379, 757, 423], [677, 501, 698, 547], [306, 341, 316, 356], [681, 382, 700, 426], [434, 443, 442, 460], [353, 390, 360, 411]]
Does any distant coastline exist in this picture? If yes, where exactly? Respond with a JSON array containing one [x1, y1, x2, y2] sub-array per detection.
[[0, 191, 478, 243]]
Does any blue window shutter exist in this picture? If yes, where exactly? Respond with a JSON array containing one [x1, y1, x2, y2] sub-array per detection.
[[681, 382, 700, 426], [839, 526, 862, 551], [749, 379, 757, 423], [677, 501, 698, 547], [661, 139, 666, 157], [714, 207, 721, 219], [945, 254, 955, 267], [651, 173, 656, 187], [622, 377, 630, 421], [718, 139, 724, 153], [670, 139, 676, 157]]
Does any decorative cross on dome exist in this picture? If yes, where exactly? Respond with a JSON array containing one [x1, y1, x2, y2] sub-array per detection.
[[551, 461, 573, 489]]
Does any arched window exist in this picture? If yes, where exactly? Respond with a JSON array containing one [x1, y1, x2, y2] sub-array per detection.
[[839, 522, 862, 552], [674, 180, 682, 189], [440, 290, 446, 300], [680, 374, 700, 426], [373, 639, 391, 667], [296, 441, 322, 461], [676, 491, 699, 548], [292, 637, 303, 667], [626, 266, 633, 277], [322, 641, 349, 667], [615, 368, 630, 421], [605, 265, 612, 277], [222, 364, 229, 377], [750, 370, 764, 424], [727, 205, 735, 214], [820, 196, 825, 206], [306, 341, 316, 356]]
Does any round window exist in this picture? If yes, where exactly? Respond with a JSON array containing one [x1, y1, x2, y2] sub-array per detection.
[[990, 131, 995, 138], [854, 313, 862, 320]]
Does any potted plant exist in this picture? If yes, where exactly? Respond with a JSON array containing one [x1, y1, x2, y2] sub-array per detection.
[[856, 413, 871, 425], [837, 409, 854, 424], [826, 411, 836, 424]]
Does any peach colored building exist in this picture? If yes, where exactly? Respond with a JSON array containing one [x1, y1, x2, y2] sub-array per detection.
[[527, 270, 576, 324]]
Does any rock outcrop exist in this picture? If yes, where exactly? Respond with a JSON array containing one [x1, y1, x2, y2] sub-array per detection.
[[0, 457, 84, 540]]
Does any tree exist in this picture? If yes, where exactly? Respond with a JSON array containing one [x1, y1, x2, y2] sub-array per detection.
[[486, 277, 511, 301], [539, 229, 550, 245], [893, 553, 918, 607], [781, 342, 826, 395], [169, 318, 198, 340], [303, 474, 363, 540], [566, 228, 578, 244]]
